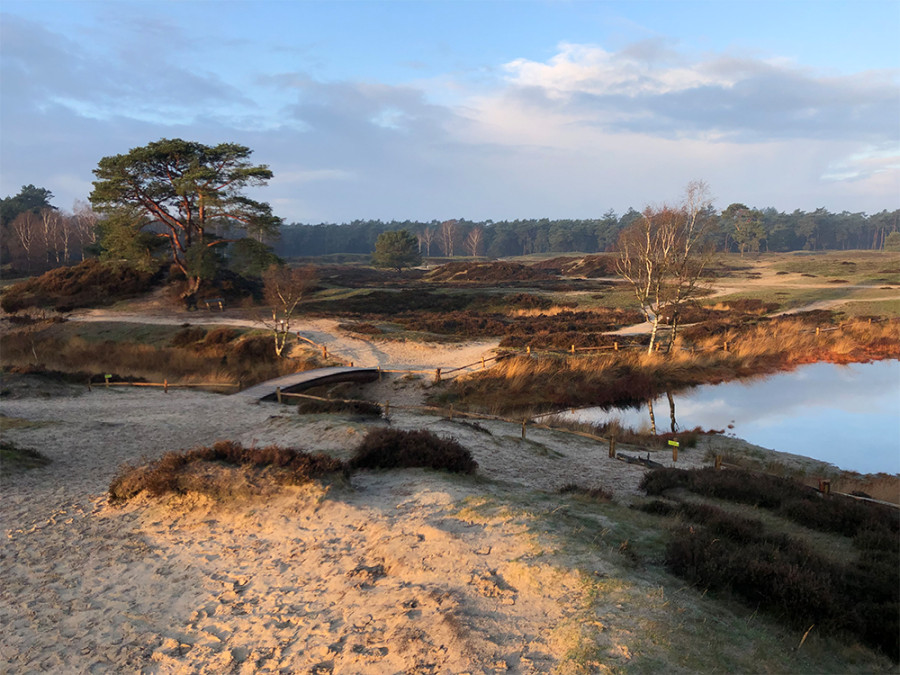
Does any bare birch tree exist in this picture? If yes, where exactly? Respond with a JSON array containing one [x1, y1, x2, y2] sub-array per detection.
[[10, 211, 39, 270], [616, 181, 715, 353], [464, 226, 484, 257], [72, 200, 99, 260], [418, 226, 436, 256], [262, 265, 317, 357], [439, 220, 457, 257]]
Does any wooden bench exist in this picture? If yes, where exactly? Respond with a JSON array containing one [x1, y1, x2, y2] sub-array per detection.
[[201, 297, 225, 311]]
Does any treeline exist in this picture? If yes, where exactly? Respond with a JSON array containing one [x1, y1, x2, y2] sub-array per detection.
[[277, 207, 899, 258], [1, 185, 99, 274]]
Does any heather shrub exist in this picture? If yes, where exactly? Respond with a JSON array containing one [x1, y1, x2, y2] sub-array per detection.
[[108, 441, 347, 503], [169, 327, 208, 347], [203, 327, 239, 345], [639, 466, 900, 660], [0, 440, 51, 474], [296, 398, 383, 416], [558, 483, 614, 503], [350, 428, 477, 474]]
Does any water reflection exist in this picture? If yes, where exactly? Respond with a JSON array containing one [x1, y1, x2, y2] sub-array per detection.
[[562, 360, 900, 475]]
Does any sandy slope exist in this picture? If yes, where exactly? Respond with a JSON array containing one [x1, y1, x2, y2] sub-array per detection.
[[5, 266, 890, 672], [1, 372, 838, 674]]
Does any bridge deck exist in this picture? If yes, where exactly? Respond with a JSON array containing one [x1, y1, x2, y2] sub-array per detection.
[[234, 366, 380, 402]]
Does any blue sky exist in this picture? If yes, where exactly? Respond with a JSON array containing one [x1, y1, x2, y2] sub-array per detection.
[[1, 0, 898, 223]]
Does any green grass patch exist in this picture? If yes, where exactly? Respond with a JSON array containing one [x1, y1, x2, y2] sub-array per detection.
[[0, 440, 51, 474], [0, 414, 51, 431], [772, 251, 900, 283]]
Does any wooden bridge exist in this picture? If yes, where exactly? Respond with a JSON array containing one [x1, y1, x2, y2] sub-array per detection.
[[233, 366, 380, 402]]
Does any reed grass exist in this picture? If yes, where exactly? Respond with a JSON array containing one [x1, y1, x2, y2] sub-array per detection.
[[0, 324, 324, 388], [444, 317, 900, 415]]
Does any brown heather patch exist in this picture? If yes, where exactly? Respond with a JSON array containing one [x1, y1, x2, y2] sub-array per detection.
[[0, 260, 158, 313], [109, 441, 348, 504]]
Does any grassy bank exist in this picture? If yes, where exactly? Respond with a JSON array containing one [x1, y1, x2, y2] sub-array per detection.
[[442, 316, 900, 415], [0, 320, 324, 388]]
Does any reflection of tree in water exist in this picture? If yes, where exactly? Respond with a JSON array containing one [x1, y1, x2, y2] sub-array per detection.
[[667, 390, 678, 433], [646, 390, 678, 435]]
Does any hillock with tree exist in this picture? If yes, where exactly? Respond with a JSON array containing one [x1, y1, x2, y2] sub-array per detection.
[[89, 138, 282, 301]]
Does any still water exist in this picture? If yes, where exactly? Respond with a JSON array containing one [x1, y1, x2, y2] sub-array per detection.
[[561, 360, 900, 475]]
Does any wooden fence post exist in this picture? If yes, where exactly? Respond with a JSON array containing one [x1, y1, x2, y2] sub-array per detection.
[[276, 387, 282, 404], [527, 345, 531, 355], [521, 419, 527, 440], [481, 356, 485, 369], [87, 378, 92, 392], [164, 378, 168, 394], [435, 368, 441, 383], [448, 404, 453, 421], [715, 454, 722, 470], [614, 342, 618, 351], [571, 344, 575, 354], [609, 437, 616, 458], [384, 400, 390, 416]]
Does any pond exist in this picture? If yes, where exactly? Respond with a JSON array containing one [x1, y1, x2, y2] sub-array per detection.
[[559, 360, 900, 475]]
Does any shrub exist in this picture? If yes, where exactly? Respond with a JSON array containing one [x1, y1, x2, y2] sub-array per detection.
[[350, 428, 477, 474], [558, 483, 614, 503], [108, 441, 347, 503], [337, 322, 382, 335], [425, 261, 555, 284], [639, 466, 900, 660], [296, 398, 383, 416], [169, 327, 208, 347], [203, 327, 239, 345]]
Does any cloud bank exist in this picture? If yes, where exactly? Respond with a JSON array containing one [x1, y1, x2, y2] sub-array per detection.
[[1, 12, 896, 222]]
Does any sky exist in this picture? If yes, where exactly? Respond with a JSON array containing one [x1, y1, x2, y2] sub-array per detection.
[[1, 0, 898, 223]]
